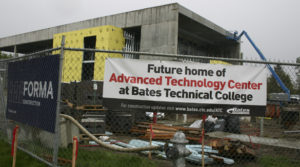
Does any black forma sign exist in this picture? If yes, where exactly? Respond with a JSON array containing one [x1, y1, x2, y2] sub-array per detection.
[[6, 55, 60, 133]]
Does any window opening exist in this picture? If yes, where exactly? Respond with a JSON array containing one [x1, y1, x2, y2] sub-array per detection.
[[123, 27, 141, 59], [82, 36, 96, 81]]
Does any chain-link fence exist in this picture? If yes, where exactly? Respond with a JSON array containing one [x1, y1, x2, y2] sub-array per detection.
[[0, 49, 62, 166], [1, 45, 300, 167]]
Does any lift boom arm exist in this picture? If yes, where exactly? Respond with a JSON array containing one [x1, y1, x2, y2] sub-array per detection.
[[230, 31, 290, 97]]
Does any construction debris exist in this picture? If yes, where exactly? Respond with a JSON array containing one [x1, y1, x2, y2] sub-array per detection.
[[213, 139, 256, 160], [83, 135, 257, 165], [146, 112, 165, 119], [283, 130, 300, 134], [43, 155, 72, 166], [130, 122, 201, 141], [63, 99, 106, 111], [127, 139, 234, 165]]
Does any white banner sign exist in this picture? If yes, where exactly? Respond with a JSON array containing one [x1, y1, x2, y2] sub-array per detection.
[[103, 58, 267, 116]]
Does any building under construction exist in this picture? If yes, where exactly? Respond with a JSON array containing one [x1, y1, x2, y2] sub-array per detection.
[[0, 3, 240, 57], [0, 3, 242, 133], [0, 3, 240, 105]]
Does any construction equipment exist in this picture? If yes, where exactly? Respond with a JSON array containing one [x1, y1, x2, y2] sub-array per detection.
[[228, 31, 300, 128], [228, 31, 290, 98]]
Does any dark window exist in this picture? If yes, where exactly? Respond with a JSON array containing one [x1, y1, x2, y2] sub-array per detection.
[[82, 36, 96, 81], [123, 27, 141, 59]]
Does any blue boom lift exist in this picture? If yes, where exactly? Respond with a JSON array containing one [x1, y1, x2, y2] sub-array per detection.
[[228, 31, 290, 98], [228, 31, 300, 129]]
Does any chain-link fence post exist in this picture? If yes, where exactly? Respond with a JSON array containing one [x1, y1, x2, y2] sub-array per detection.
[[52, 36, 65, 167], [0, 67, 8, 139], [260, 117, 264, 136]]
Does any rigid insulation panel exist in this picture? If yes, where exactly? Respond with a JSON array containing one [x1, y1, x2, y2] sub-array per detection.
[[53, 25, 125, 82]]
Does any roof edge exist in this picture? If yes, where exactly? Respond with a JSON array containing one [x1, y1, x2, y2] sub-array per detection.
[[178, 4, 234, 38]]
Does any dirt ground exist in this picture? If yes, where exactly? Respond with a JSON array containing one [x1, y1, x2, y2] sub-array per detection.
[[142, 115, 299, 166], [81, 113, 300, 167], [253, 117, 300, 140]]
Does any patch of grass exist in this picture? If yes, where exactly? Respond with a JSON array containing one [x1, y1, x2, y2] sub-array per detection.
[[258, 155, 300, 167], [0, 138, 157, 167], [59, 147, 158, 167], [0, 139, 47, 167]]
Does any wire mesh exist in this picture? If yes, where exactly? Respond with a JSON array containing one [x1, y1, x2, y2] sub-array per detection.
[[0, 51, 60, 166], [57, 48, 300, 167], [1, 48, 300, 167]]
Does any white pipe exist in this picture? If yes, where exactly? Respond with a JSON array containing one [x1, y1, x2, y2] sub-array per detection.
[[60, 114, 161, 152]]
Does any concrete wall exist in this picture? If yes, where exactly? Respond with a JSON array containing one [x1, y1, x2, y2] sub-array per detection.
[[0, 4, 179, 54], [0, 3, 239, 58]]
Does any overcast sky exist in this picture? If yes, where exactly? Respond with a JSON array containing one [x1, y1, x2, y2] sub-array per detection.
[[0, 0, 299, 61]]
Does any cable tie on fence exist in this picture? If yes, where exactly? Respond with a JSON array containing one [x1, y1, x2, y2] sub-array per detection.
[[11, 125, 19, 157]]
